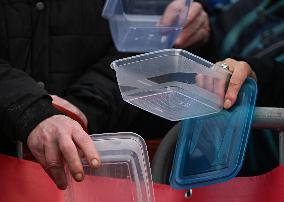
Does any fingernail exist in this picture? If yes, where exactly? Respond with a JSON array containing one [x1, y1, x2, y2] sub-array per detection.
[[57, 184, 67, 190], [75, 172, 83, 181], [91, 159, 99, 168], [57, 183, 67, 190], [224, 99, 232, 109]]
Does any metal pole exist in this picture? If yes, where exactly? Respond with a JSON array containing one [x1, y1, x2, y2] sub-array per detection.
[[279, 131, 284, 164]]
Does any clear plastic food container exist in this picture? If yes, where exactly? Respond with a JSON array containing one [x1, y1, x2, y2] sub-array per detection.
[[111, 49, 231, 121], [102, 0, 192, 52], [65, 132, 154, 202]]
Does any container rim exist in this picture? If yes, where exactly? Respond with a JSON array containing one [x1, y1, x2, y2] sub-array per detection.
[[110, 48, 214, 70]]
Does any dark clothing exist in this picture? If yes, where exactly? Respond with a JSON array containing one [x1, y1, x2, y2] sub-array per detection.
[[201, 0, 284, 176], [0, 0, 175, 155], [198, 0, 284, 108]]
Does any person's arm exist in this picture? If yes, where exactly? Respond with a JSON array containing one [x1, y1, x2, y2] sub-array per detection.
[[0, 59, 100, 189], [0, 59, 60, 141], [64, 48, 132, 133]]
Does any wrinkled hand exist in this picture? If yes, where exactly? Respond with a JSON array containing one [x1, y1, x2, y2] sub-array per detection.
[[194, 58, 257, 109], [174, 2, 210, 48], [221, 58, 257, 109], [50, 95, 88, 127], [27, 115, 101, 190], [195, 71, 228, 100]]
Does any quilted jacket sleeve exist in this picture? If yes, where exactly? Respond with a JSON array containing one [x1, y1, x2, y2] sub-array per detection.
[[64, 48, 133, 134], [0, 59, 60, 143]]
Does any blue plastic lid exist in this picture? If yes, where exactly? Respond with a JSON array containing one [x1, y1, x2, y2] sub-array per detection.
[[170, 78, 257, 189]]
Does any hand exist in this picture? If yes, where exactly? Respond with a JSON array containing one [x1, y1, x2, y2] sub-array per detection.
[[174, 2, 210, 48], [50, 95, 88, 127], [159, 0, 187, 28], [195, 71, 228, 100], [221, 58, 257, 109], [27, 115, 101, 190]]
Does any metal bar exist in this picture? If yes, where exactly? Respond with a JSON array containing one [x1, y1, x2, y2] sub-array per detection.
[[279, 131, 284, 164], [252, 107, 284, 129]]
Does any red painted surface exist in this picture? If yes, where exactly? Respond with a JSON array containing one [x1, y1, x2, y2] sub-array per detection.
[[0, 154, 284, 202]]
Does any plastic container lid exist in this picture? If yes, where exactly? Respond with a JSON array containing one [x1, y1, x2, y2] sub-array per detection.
[[111, 49, 231, 121], [102, 0, 192, 52], [65, 132, 154, 202], [170, 78, 257, 189]]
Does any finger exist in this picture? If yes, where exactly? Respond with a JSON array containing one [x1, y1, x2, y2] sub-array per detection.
[[175, 12, 209, 48], [173, 2, 201, 35], [177, 3, 205, 37], [186, 2, 203, 24], [50, 95, 88, 127], [50, 94, 57, 101], [224, 60, 250, 109], [213, 77, 227, 98], [76, 111, 88, 128], [159, 2, 182, 27], [204, 75, 214, 92], [44, 140, 67, 190], [58, 134, 84, 182], [72, 125, 101, 169], [195, 74, 206, 89]]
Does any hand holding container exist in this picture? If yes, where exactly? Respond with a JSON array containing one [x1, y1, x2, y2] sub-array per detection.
[[102, 0, 192, 52]]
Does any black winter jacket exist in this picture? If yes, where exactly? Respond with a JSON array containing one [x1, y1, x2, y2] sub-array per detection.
[[0, 0, 175, 155], [0, 0, 132, 146]]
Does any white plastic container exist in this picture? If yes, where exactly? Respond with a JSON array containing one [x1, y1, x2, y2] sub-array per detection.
[[111, 49, 231, 121], [65, 132, 154, 202], [102, 0, 192, 52]]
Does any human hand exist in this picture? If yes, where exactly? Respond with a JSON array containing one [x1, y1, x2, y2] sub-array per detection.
[[194, 58, 256, 109], [221, 58, 257, 109], [50, 95, 88, 127], [195, 70, 228, 101], [174, 2, 210, 48], [27, 115, 101, 190], [159, 0, 187, 28]]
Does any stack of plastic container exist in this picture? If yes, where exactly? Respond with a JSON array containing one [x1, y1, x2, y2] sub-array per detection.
[[65, 133, 154, 202], [102, 0, 192, 52], [111, 49, 231, 121]]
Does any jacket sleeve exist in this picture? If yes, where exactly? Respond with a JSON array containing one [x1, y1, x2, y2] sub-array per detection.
[[242, 57, 284, 108], [0, 59, 61, 143], [64, 48, 133, 133]]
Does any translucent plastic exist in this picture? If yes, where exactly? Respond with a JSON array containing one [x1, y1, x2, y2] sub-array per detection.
[[170, 78, 257, 189], [102, 0, 192, 52], [65, 133, 154, 202], [111, 49, 231, 121]]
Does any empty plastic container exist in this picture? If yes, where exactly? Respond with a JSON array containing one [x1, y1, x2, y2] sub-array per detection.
[[170, 78, 257, 189], [65, 132, 154, 202], [111, 49, 231, 121], [102, 0, 192, 52]]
